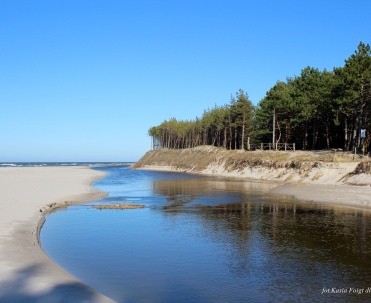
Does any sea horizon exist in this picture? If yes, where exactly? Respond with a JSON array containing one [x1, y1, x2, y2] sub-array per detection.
[[0, 162, 134, 167]]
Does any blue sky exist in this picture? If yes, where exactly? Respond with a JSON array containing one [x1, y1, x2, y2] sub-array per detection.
[[1, 0, 370, 162]]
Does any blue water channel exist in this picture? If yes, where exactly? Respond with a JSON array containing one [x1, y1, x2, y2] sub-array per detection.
[[41, 165, 371, 303]]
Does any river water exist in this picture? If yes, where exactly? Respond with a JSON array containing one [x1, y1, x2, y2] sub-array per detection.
[[41, 165, 371, 303]]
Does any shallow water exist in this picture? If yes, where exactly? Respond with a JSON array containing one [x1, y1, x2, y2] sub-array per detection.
[[41, 166, 371, 302]]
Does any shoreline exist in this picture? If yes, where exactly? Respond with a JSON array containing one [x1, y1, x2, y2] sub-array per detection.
[[136, 164, 371, 211], [132, 146, 371, 211], [0, 166, 115, 302], [2, 163, 370, 301], [269, 182, 371, 210]]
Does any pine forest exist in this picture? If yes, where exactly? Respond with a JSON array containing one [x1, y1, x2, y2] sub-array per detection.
[[149, 42, 371, 153]]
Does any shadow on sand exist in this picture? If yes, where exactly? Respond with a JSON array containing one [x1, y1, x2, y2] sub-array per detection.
[[0, 264, 113, 303]]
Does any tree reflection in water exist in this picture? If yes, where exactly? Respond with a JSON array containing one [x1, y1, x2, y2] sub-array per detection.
[[153, 177, 371, 301], [42, 167, 371, 303]]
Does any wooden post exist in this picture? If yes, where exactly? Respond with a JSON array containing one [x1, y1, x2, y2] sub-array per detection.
[[261, 143, 263, 150], [293, 143, 295, 152]]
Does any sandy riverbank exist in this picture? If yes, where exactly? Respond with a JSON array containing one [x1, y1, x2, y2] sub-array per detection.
[[138, 164, 371, 210], [133, 146, 371, 210], [0, 166, 115, 303]]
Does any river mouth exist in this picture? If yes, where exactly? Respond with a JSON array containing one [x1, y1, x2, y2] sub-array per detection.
[[41, 166, 371, 303]]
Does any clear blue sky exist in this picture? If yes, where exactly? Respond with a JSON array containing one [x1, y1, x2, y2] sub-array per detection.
[[1, 0, 370, 162]]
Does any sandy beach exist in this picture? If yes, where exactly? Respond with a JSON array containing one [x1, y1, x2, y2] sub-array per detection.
[[1, 164, 371, 303], [269, 183, 371, 210], [0, 166, 115, 303]]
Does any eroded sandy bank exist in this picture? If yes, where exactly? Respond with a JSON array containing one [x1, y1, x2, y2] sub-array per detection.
[[139, 164, 371, 209], [133, 146, 371, 210]]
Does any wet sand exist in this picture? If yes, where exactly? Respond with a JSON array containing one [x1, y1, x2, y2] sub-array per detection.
[[0, 166, 115, 302], [270, 183, 371, 210]]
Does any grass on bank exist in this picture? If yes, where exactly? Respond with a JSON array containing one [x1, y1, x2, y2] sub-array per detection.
[[133, 145, 371, 174]]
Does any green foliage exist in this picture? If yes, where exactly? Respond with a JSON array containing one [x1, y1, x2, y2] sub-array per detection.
[[148, 90, 254, 150], [149, 42, 371, 152]]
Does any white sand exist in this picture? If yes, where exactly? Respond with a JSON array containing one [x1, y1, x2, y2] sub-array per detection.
[[0, 167, 116, 303], [270, 183, 371, 209]]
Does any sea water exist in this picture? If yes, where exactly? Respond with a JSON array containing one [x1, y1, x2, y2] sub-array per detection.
[[41, 165, 371, 303], [0, 162, 132, 167]]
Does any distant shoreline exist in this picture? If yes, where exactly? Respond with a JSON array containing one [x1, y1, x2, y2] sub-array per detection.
[[0, 166, 115, 302], [0, 161, 133, 168]]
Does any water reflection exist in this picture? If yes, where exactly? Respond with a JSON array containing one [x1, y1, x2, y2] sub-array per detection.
[[152, 177, 283, 208], [41, 167, 371, 303], [152, 176, 371, 302]]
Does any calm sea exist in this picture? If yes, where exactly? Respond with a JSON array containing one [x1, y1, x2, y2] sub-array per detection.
[[41, 165, 371, 303], [0, 162, 132, 167]]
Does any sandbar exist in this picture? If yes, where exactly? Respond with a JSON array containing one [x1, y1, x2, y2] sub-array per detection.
[[0, 166, 115, 302], [270, 183, 371, 210]]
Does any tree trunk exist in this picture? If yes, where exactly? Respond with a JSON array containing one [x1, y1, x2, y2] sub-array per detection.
[[357, 82, 366, 150], [344, 118, 348, 151], [272, 108, 275, 150], [350, 120, 356, 152], [241, 115, 245, 150], [303, 120, 308, 150], [228, 114, 232, 150], [312, 119, 316, 150], [277, 120, 283, 147], [325, 124, 330, 149], [223, 127, 227, 149], [234, 128, 238, 149]]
